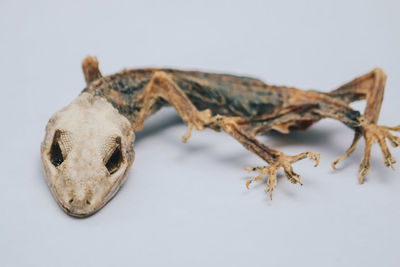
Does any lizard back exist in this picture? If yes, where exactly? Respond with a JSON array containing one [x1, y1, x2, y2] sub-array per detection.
[[85, 68, 288, 122]]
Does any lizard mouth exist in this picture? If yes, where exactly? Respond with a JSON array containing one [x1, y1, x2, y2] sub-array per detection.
[[49, 170, 130, 218], [59, 203, 98, 218]]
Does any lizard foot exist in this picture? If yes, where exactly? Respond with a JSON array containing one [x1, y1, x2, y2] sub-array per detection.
[[181, 109, 213, 143], [332, 123, 400, 184], [245, 152, 320, 199]]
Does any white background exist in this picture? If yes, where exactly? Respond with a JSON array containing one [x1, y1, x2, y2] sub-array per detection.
[[1, 1, 399, 266]]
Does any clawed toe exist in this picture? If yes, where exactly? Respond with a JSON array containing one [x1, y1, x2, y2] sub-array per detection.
[[245, 166, 269, 189], [245, 165, 277, 199], [308, 152, 321, 167], [331, 131, 362, 170], [358, 160, 370, 184], [181, 124, 194, 143], [265, 167, 277, 200], [282, 163, 302, 185]]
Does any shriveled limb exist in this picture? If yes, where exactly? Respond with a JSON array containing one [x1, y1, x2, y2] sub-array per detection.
[[329, 68, 399, 183], [331, 129, 362, 170], [134, 72, 212, 141]]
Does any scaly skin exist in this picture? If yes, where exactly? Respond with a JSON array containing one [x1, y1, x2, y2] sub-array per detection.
[[40, 56, 399, 217]]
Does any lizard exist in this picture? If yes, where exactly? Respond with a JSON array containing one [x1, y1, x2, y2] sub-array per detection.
[[40, 56, 400, 217]]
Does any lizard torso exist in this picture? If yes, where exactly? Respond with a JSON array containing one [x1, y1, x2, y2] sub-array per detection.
[[84, 69, 292, 125]]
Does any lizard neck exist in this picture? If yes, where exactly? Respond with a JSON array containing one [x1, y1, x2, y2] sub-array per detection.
[[82, 69, 161, 130]]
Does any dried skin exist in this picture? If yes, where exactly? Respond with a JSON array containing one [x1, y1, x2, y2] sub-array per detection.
[[40, 56, 399, 217]]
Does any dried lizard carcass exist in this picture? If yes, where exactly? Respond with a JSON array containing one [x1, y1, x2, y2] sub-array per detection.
[[41, 56, 400, 217]]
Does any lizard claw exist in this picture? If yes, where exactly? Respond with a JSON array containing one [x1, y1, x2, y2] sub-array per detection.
[[245, 166, 269, 189]]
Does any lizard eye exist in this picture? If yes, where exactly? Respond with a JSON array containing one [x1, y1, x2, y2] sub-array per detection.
[[49, 130, 64, 167], [105, 137, 123, 175]]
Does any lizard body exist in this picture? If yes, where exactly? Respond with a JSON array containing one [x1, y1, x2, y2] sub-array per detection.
[[41, 56, 400, 217], [85, 68, 360, 131]]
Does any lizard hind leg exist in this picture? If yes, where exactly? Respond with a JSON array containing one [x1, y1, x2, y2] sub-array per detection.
[[329, 68, 400, 183]]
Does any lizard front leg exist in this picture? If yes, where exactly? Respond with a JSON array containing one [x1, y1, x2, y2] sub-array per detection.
[[134, 72, 212, 142], [134, 72, 319, 199]]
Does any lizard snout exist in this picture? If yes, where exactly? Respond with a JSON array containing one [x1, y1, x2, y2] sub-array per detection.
[[60, 190, 98, 217], [67, 197, 92, 209]]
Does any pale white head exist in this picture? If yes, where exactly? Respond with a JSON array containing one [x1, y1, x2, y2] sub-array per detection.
[[41, 92, 135, 217]]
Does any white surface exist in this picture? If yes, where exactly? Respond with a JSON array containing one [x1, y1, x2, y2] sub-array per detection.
[[1, 1, 399, 266]]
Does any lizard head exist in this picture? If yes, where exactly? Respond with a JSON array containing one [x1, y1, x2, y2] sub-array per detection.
[[41, 92, 135, 217]]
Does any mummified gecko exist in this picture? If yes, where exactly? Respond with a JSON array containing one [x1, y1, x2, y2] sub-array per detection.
[[41, 56, 399, 217]]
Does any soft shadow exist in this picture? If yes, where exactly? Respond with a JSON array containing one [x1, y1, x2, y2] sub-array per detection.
[[135, 113, 183, 142], [259, 127, 339, 150]]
